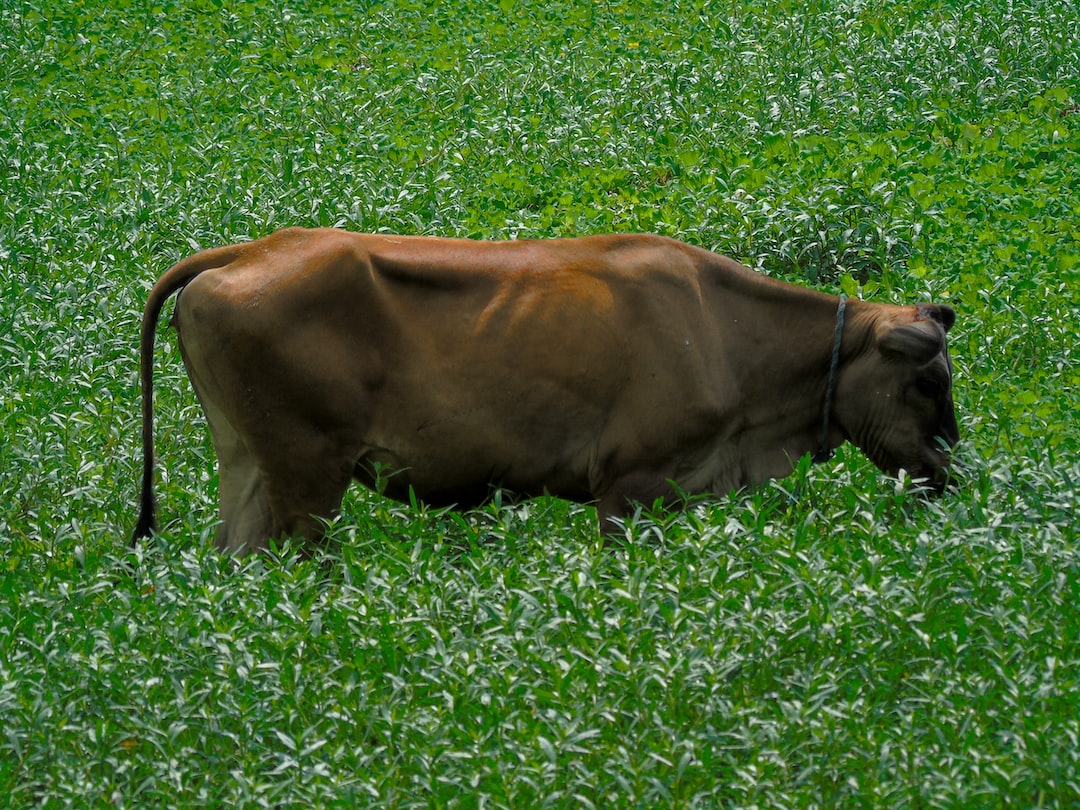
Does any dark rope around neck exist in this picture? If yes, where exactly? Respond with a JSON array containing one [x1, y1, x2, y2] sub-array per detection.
[[812, 294, 847, 464]]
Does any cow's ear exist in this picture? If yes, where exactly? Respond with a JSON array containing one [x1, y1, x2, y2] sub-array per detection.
[[917, 303, 955, 333], [879, 318, 944, 363]]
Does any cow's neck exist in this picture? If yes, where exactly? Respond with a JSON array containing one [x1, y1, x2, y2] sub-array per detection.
[[810, 294, 847, 463], [701, 269, 874, 491]]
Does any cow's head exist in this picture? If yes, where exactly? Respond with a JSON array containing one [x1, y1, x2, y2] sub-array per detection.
[[835, 303, 959, 492]]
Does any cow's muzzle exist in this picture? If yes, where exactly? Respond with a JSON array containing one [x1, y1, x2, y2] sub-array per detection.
[[912, 437, 959, 495]]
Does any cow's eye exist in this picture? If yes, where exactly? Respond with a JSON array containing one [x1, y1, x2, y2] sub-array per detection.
[[915, 377, 944, 398]]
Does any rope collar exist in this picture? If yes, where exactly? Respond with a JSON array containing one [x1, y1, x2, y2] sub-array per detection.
[[812, 294, 847, 464]]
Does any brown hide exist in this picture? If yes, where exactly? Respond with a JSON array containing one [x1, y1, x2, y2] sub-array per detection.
[[133, 228, 958, 553]]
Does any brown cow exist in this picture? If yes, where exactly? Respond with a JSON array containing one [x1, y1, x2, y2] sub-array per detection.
[[133, 228, 958, 554]]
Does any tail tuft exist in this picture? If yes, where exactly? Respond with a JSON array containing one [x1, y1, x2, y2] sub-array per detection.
[[131, 488, 156, 544]]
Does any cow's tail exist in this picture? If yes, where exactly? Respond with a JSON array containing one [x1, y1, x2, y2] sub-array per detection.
[[131, 243, 245, 545]]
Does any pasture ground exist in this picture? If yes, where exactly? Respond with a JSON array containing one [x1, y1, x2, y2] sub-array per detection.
[[1, 0, 1079, 806]]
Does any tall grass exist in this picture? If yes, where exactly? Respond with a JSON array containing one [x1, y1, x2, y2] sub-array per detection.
[[1, 0, 1079, 806]]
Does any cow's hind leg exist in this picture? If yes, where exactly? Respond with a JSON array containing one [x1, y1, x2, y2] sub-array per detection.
[[256, 428, 355, 555], [208, 404, 353, 555], [203, 400, 276, 555]]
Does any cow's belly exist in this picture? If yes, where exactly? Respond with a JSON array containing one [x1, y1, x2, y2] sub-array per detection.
[[353, 383, 604, 508], [353, 432, 597, 508]]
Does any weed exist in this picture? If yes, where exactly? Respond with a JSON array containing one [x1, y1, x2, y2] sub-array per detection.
[[1, 0, 1079, 807]]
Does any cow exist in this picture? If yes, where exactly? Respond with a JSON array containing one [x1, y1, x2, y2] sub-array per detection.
[[132, 228, 958, 554]]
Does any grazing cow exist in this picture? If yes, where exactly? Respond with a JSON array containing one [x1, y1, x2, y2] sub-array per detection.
[[133, 228, 958, 554]]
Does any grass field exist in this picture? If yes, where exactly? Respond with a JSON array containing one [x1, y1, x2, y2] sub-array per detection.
[[2, 0, 1080, 806]]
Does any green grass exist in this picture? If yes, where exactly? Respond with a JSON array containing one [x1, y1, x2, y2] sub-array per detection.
[[2, 0, 1079, 806]]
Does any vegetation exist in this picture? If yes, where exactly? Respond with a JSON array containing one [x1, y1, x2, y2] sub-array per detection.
[[1, 0, 1078, 806]]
